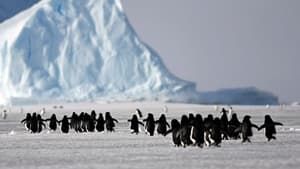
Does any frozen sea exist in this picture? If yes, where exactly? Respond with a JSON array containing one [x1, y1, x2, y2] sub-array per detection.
[[0, 102, 299, 169]]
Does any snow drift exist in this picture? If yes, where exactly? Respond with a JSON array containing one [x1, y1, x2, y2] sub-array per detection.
[[0, 0, 279, 105]]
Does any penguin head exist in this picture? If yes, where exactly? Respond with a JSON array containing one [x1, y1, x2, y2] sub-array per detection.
[[195, 114, 203, 123], [51, 114, 57, 120], [148, 113, 154, 120], [180, 115, 189, 126], [232, 113, 238, 119], [37, 114, 42, 120], [63, 115, 68, 121], [188, 113, 195, 122], [243, 115, 251, 122], [171, 119, 181, 129], [98, 113, 103, 119], [91, 110, 96, 117], [213, 117, 221, 125], [265, 115, 273, 123], [160, 114, 166, 121], [105, 112, 111, 119], [26, 113, 31, 119], [132, 114, 138, 120], [207, 114, 213, 121]]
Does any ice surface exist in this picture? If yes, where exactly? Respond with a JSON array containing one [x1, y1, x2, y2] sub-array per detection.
[[0, 0, 279, 106], [0, 103, 299, 169]]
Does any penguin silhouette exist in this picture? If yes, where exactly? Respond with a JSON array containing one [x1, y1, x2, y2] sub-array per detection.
[[87, 114, 96, 132], [59, 115, 70, 133], [21, 113, 31, 131], [178, 115, 193, 147], [79, 112, 85, 132], [105, 112, 118, 132], [156, 114, 170, 136], [128, 114, 144, 134], [37, 114, 46, 133], [30, 113, 38, 133], [236, 115, 259, 143], [96, 113, 105, 132], [166, 119, 182, 147], [91, 110, 97, 121], [259, 115, 283, 141], [143, 113, 155, 136], [220, 108, 229, 140], [204, 114, 214, 146], [46, 114, 59, 131], [211, 117, 222, 147], [191, 114, 205, 147], [188, 113, 195, 123], [228, 113, 241, 139], [69, 112, 79, 132], [136, 109, 143, 118]]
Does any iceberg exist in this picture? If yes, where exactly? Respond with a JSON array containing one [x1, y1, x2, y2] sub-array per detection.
[[0, 0, 279, 105]]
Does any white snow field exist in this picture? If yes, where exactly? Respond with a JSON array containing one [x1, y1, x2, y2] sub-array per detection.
[[0, 103, 300, 169]]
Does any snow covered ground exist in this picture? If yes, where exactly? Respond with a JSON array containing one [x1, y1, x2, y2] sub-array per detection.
[[0, 102, 299, 169]]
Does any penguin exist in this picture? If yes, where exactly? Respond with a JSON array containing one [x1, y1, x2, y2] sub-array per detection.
[[59, 115, 70, 133], [258, 115, 283, 141], [21, 113, 31, 131], [105, 112, 118, 132], [236, 115, 259, 143], [30, 113, 38, 133], [156, 114, 170, 136], [87, 114, 96, 132], [165, 119, 182, 147], [204, 114, 214, 146], [96, 113, 105, 132], [190, 114, 205, 147], [83, 113, 90, 132], [210, 117, 222, 147], [228, 113, 241, 139], [46, 114, 59, 131], [143, 113, 155, 136], [178, 115, 193, 147], [188, 113, 195, 124], [78, 112, 85, 132], [91, 110, 97, 122], [69, 112, 79, 132], [136, 109, 143, 118], [2, 110, 7, 120], [37, 114, 46, 133], [128, 114, 144, 134], [220, 108, 229, 140]]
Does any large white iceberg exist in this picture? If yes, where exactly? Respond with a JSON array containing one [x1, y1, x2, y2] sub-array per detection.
[[0, 0, 201, 105], [0, 0, 279, 105]]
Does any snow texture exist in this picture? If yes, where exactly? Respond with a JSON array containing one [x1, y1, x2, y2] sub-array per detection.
[[0, 103, 299, 169], [0, 0, 279, 106]]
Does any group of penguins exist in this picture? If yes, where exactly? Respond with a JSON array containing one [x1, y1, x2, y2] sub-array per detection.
[[20, 108, 283, 147], [20, 111, 118, 134]]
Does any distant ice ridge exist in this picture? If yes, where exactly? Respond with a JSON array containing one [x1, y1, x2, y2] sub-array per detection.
[[0, 0, 279, 105], [200, 87, 279, 105]]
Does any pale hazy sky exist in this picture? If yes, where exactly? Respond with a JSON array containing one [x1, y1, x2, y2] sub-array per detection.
[[122, 0, 300, 103]]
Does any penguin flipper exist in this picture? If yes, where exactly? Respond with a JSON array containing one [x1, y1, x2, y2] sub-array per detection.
[[274, 122, 283, 126]]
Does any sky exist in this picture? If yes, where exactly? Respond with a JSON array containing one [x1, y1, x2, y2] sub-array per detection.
[[122, 0, 300, 103]]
